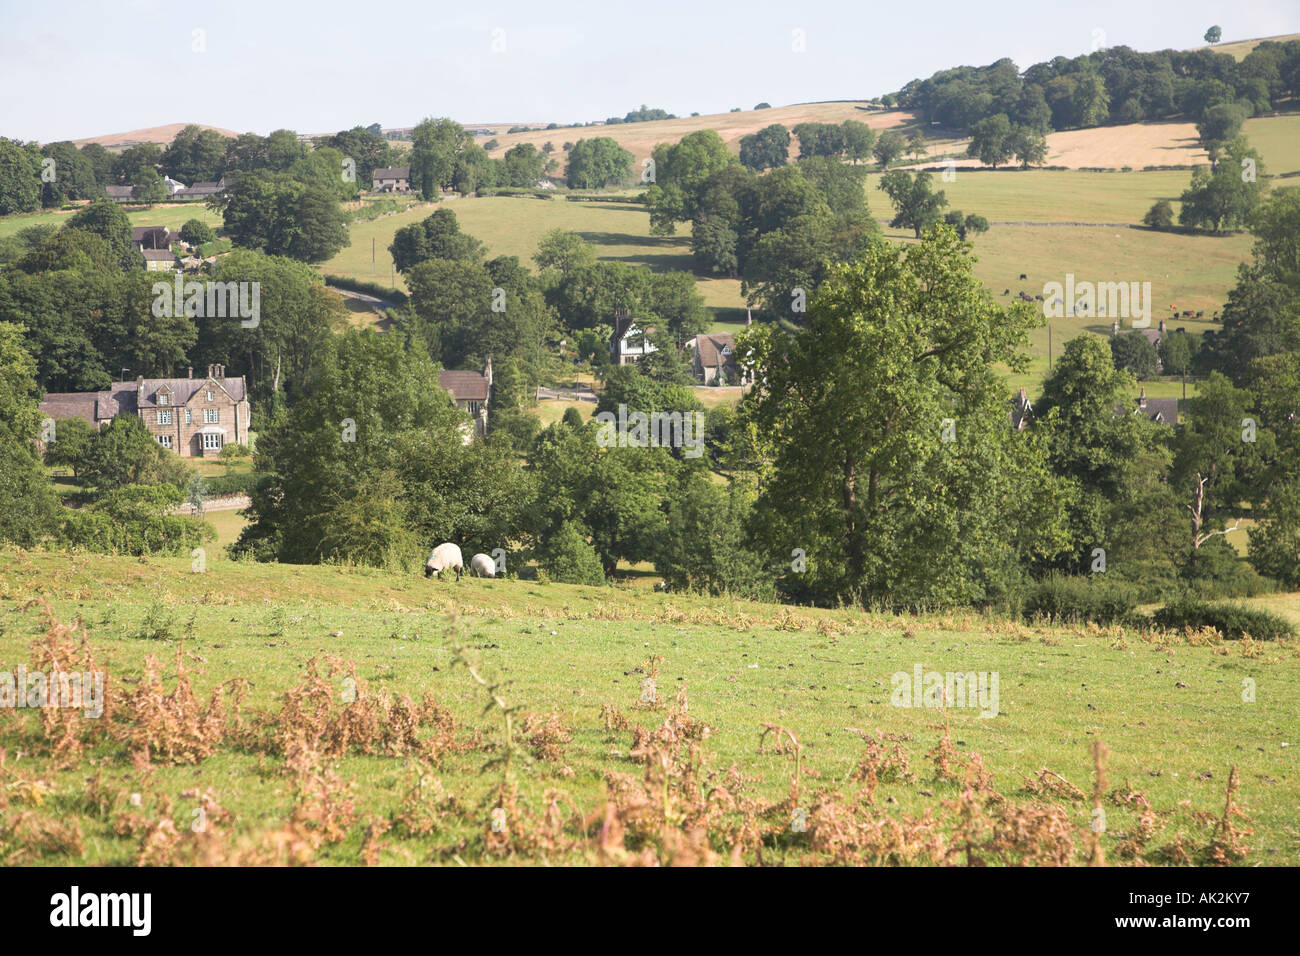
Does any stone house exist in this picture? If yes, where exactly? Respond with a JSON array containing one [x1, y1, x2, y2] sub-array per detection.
[[687, 332, 751, 385], [438, 358, 493, 441], [371, 167, 411, 193], [39, 364, 251, 457], [142, 249, 178, 271]]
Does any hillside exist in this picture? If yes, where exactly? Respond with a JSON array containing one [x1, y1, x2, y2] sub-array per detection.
[[0, 546, 1295, 866], [1204, 32, 1300, 60], [71, 122, 239, 148], [473, 101, 906, 163]]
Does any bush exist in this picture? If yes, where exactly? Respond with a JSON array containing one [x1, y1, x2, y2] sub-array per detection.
[[1021, 574, 1139, 625], [538, 521, 606, 585], [202, 472, 262, 497], [179, 218, 216, 245], [56, 484, 214, 556], [343, 198, 403, 223], [1143, 200, 1175, 229], [194, 238, 232, 258], [1152, 598, 1295, 641], [1178, 536, 1274, 598]]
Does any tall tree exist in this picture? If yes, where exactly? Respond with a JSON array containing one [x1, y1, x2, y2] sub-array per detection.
[[878, 170, 949, 237], [0, 323, 60, 545], [739, 225, 1065, 605]]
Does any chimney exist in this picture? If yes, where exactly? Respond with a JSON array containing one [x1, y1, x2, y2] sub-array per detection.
[[1138, 386, 1147, 409], [483, 355, 493, 388], [207, 364, 215, 379], [187, 366, 193, 379], [136, 374, 145, 403]]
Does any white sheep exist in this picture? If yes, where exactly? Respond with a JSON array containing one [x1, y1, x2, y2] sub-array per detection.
[[469, 553, 496, 578], [424, 543, 464, 580]]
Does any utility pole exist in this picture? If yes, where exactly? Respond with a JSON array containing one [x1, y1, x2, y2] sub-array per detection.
[[1048, 321, 1052, 371]]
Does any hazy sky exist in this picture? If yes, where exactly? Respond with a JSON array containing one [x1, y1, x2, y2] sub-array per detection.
[[2, 0, 1298, 142]]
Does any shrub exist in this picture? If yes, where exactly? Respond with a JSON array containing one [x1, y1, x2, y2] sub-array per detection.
[[1021, 575, 1138, 625], [538, 521, 605, 585], [1152, 599, 1294, 641], [202, 472, 262, 497], [179, 218, 216, 245], [1143, 200, 1175, 229]]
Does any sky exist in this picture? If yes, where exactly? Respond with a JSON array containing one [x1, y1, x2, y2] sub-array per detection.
[[2, 0, 1298, 143]]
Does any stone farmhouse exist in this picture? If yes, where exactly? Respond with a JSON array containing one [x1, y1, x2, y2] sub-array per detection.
[[438, 358, 493, 441], [687, 332, 752, 386], [39, 364, 251, 457], [371, 167, 412, 193]]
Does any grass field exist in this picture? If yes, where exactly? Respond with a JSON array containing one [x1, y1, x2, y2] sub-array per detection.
[[0, 202, 223, 240], [318, 174, 1257, 394], [0, 547, 1294, 866]]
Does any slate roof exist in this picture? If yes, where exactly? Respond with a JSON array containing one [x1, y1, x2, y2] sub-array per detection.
[[134, 377, 246, 409], [39, 377, 246, 424], [372, 167, 410, 180], [132, 225, 170, 248], [439, 370, 490, 403], [1115, 393, 1179, 426]]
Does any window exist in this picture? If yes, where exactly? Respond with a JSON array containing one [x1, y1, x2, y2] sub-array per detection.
[[203, 432, 222, 451], [185, 409, 192, 424], [157, 435, 173, 449], [204, 408, 219, 424], [157, 409, 173, 424], [158, 393, 169, 406], [206, 391, 214, 402]]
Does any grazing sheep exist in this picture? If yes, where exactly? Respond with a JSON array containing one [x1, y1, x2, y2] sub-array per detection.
[[469, 553, 496, 578], [424, 543, 463, 580], [1019, 273, 1028, 280]]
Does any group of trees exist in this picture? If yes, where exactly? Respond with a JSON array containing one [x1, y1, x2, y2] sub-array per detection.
[[738, 120, 928, 174], [877, 170, 988, 239], [1144, 131, 1267, 234], [896, 40, 1300, 135], [387, 206, 708, 413], [642, 130, 882, 315], [0, 195, 342, 418], [0, 320, 211, 556], [966, 114, 1048, 168], [565, 137, 635, 189], [406, 117, 569, 198], [0, 123, 403, 216]]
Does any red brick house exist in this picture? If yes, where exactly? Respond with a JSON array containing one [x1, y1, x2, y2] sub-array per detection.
[[39, 364, 251, 457]]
